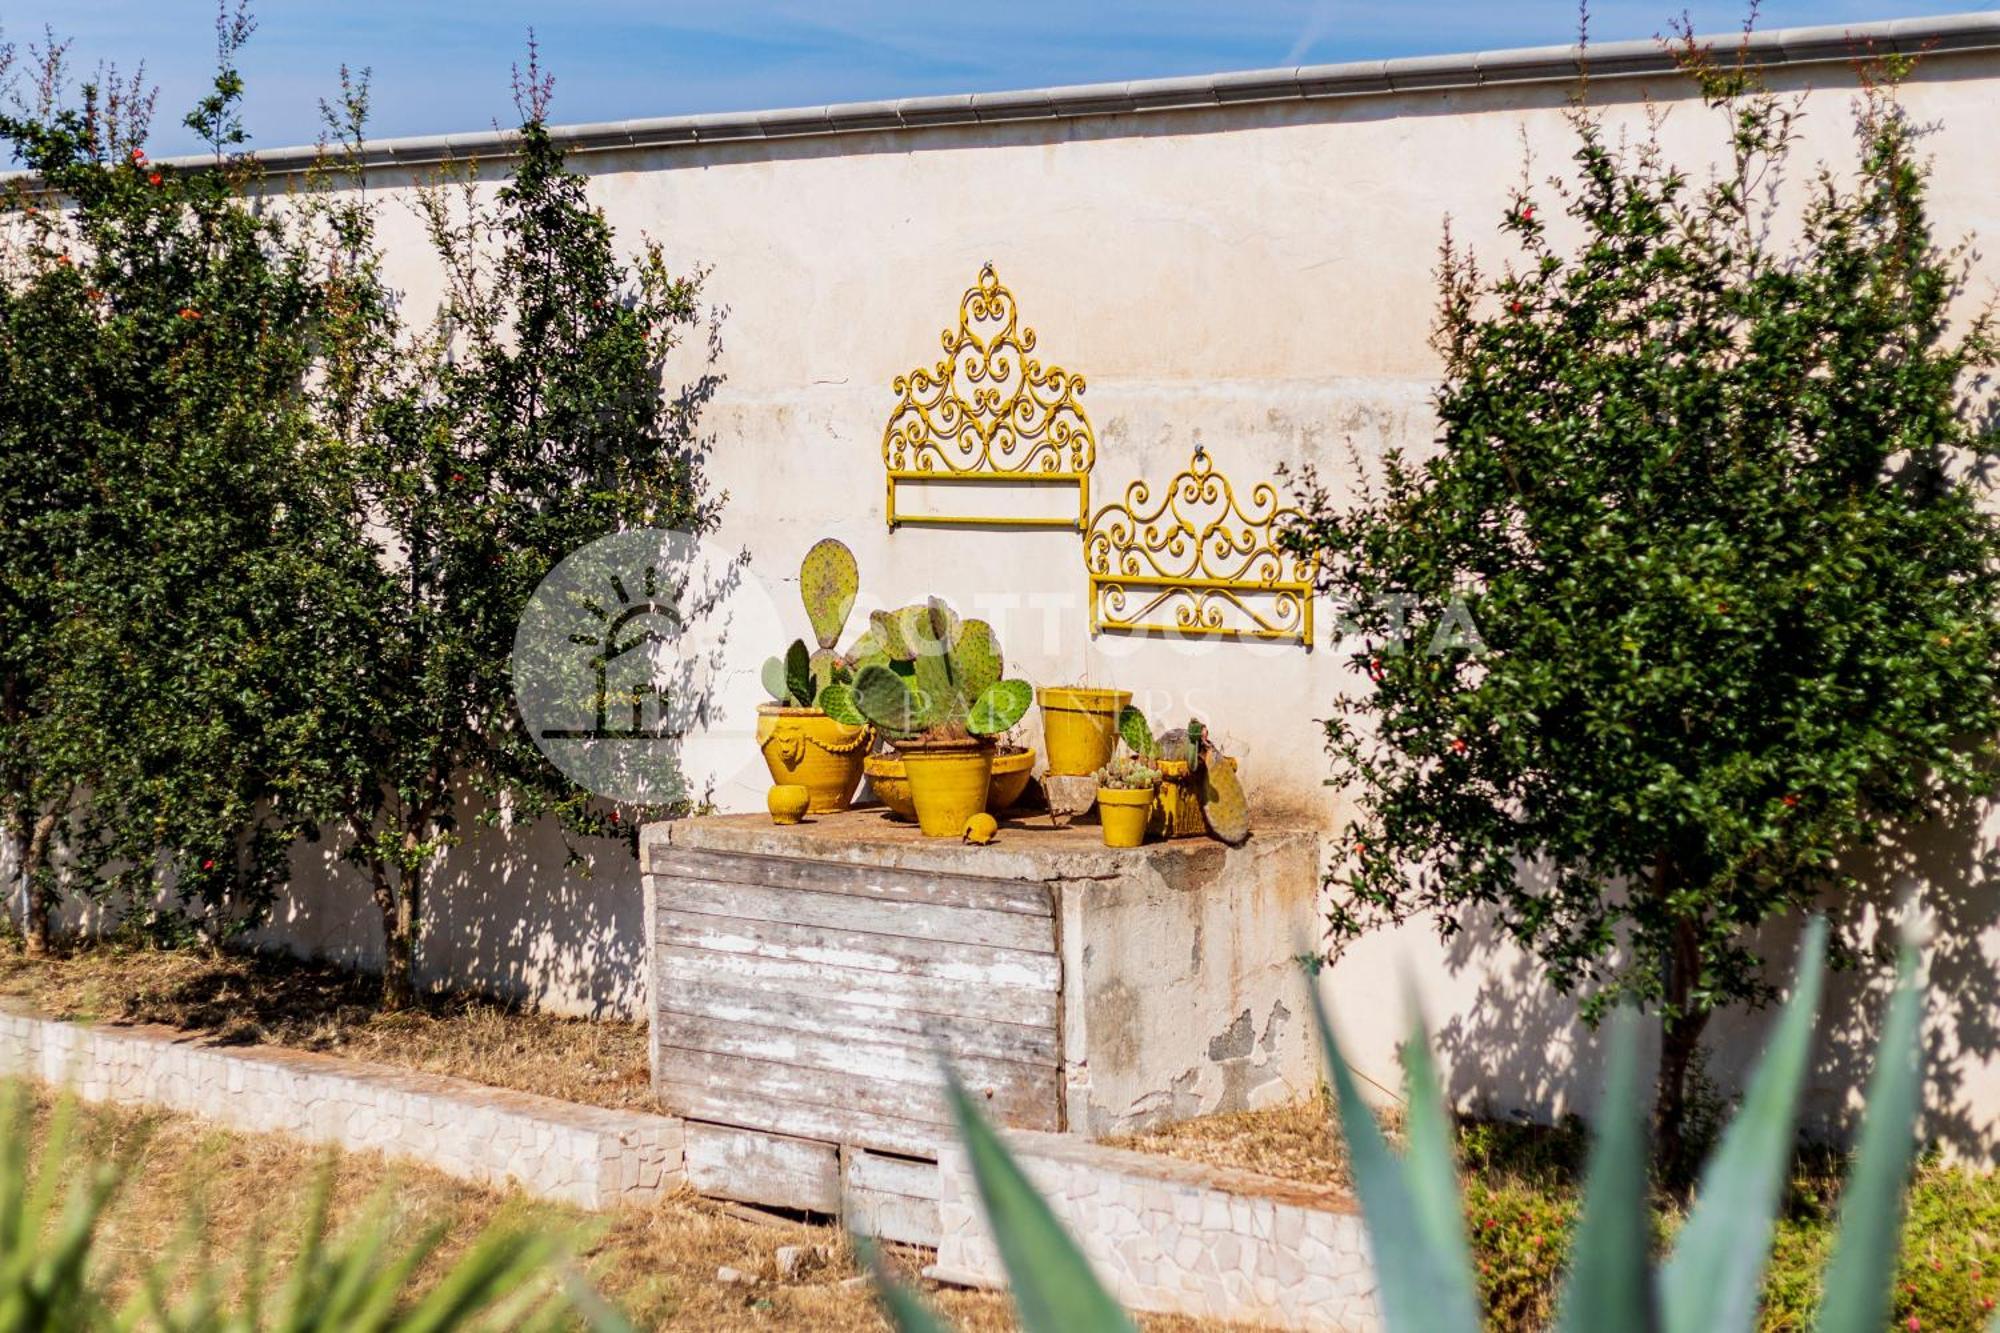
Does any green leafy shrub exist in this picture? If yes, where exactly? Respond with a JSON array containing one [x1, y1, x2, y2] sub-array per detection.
[[1283, 32, 2000, 1169]]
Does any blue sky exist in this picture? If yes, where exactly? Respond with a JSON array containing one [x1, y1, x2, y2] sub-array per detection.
[[8, 2, 1969, 156]]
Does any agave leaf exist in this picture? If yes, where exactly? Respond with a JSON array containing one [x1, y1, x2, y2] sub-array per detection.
[[1199, 757, 1250, 846], [784, 640, 813, 708], [1813, 932, 1923, 1333], [800, 538, 859, 650], [1116, 706, 1154, 758], [854, 1236, 955, 1333], [1662, 917, 1827, 1333], [760, 656, 790, 704], [1307, 984, 1482, 1333], [1553, 1010, 1655, 1333], [942, 1067, 1136, 1333], [816, 682, 866, 728], [969, 680, 1033, 736], [1397, 993, 1474, 1272]]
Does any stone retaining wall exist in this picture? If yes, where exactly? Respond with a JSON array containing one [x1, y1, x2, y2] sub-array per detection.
[[0, 1005, 684, 1210], [933, 1129, 1381, 1330]]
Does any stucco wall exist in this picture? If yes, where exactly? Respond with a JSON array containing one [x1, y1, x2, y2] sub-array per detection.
[[161, 32, 2000, 1157]]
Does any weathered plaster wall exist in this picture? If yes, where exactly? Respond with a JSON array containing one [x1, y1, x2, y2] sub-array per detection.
[[140, 31, 2000, 1157]]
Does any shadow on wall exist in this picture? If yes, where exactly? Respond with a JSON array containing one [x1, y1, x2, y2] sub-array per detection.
[[261, 814, 649, 1021], [1421, 791, 2000, 1163]]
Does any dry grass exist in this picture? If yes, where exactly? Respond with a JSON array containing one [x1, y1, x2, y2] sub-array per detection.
[[1105, 1094, 1354, 1194], [20, 1083, 1242, 1331], [0, 938, 653, 1110]]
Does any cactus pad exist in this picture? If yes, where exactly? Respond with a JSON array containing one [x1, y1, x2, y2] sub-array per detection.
[[800, 538, 859, 650], [761, 656, 790, 704], [783, 639, 813, 707], [1118, 705, 1155, 758], [955, 620, 1003, 702], [968, 679, 1033, 736], [854, 664, 923, 737], [816, 682, 866, 727], [1199, 750, 1250, 846]]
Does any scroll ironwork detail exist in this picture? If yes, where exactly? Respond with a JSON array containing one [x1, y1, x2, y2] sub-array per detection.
[[1084, 446, 1314, 645], [882, 262, 1094, 529]]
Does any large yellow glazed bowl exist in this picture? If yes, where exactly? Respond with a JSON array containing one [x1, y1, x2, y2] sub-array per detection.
[[756, 705, 871, 813], [899, 742, 995, 838], [866, 747, 1036, 821], [1037, 686, 1132, 776]]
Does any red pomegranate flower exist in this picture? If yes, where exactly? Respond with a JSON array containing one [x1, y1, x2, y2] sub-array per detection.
[[180, 307, 200, 320], [148, 172, 163, 186], [1782, 794, 1799, 808], [131, 147, 146, 163], [201, 859, 215, 870]]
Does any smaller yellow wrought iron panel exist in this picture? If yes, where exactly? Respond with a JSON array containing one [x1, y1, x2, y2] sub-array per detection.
[[882, 262, 1094, 529], [1085, 446, 1315, 645]]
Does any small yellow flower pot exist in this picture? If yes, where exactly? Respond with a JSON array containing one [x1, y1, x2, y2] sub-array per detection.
[[867, 745, 1037, 822], [1038, 686, 1132, 777], [766, 784, 811, 825], [899, 741, 995, 838], [756, 705, 871, 813], [1097, 786, 1156, 848]]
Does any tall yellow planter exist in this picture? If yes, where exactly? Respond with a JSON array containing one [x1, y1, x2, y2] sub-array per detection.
[[1038, 686, 1131, 777], [756, 705, 871, 813], [899, 742, 995, 838]]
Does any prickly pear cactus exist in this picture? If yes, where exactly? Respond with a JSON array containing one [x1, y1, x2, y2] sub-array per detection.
[[816, 682, 866, 727], [1118, 705, 1155, 758], [955, 620, 1002, 702], [1199, 741, 1250, 846], [968, 679, 1033, 736], [809, 647, 845, 698], [761, 655, 791, 704], [800, 538, 859, 650], [784, 639, 813, 707], [854, 663, 925, 737]]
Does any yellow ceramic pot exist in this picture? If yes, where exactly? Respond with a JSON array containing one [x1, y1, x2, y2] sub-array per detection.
[[988, 746, 1037, 813], [899, 741, 995, 838], [1097, 786, 1155, 848], [767, 784, 810, 825], [868, 746, 1036, 821], [1151, 756, 1240, 839], [863, 753, 917, 821], [1038, 686, 1132, 776], [756, 705, 871, 813]]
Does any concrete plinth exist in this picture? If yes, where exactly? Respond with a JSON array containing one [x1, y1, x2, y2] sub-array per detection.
[[641, 808, 1320, 1208]]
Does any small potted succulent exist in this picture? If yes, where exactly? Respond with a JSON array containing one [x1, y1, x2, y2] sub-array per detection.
[[1093, 753, 1161, 848], [845, 598, 1034, 837], [1037, 682, 1133, 777], [1116, 707, 1250, 846], [756, 538, 874, 812]]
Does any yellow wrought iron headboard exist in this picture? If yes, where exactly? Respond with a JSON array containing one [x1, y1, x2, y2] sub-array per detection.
[[882, 262, 1094, 529], [1084, 445, 1315, 645]]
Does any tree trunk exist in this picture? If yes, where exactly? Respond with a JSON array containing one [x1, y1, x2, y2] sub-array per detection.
[[367, 853, 415, 1012], [20, 811, 57, 957], [1654, 910, 1709, 1188]]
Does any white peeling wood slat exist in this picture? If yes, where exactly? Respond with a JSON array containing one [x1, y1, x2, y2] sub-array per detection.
[[655, 1011, 1054, 1106], [655, 946, 1058, 1029], [656, 1045, 1060, 1139], [654, 974, 1058, 1066], [648, 847, 1051, 918], [661, 1076, 964, 1161], [846, 1147, 939, 1201], [658, 877, 1054, 954], [683, 1120, 840, 1213], [655, 909, 1060, 992]]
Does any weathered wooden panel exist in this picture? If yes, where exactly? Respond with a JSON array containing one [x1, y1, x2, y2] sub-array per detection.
[[654, 974, 1060, 1065], [844, 1148, 940, 1247], [654, 945, 1059, 1030], [661, 877, 1054, 954], [683, 1120, 841, 1213], [648, 846, 1051, 917], [650, 845, 1063, 1164], [655, 1013, 1059, 1116], [654, 909, 1059, 991]]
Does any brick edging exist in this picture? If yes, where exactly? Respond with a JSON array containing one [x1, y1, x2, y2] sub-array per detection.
[[0, 1003, 684, 1210]]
